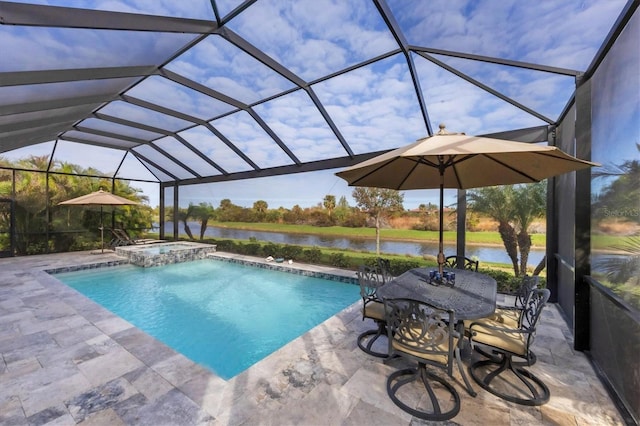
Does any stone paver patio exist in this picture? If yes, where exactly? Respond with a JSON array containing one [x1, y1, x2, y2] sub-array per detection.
[[0, 250, 625, 425]]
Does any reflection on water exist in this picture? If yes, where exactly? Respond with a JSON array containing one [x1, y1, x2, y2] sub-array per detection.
[[166, 222, 547, 266]]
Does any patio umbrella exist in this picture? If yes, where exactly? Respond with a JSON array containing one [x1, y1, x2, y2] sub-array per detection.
[[336, 124, 599, 274], [58, 189, 140, 253]]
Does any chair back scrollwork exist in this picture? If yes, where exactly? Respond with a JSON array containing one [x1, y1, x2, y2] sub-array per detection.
[[384, 298, 456, 373], [376, 257, 394, 284], [444, 255, 479, 272], [383, 298, 461, 420], [357, 265, 383, 304]]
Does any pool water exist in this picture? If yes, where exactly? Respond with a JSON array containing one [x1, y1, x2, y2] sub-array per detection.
[[54, 259, 360, 379]]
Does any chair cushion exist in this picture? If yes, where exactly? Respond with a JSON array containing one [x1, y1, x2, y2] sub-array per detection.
[[485, 308, 521, 327], [363, 300, 386, 321], [464, 319, 527, 357], [391, 329, 458, 365]]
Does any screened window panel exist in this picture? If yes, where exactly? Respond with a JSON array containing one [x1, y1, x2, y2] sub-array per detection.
[[385, 0, 627, 71], [153, 137, 219, 177], [228, 0, 398, 82], [211, 111, 296, 169], [27, 0, 217, 19], [126, 76, 237, 120], [79, 118, 164, 142], [312, 53, 427, 154], [179, 126, 252, 174], [0, 142, 55, 169], [133, 144, 196, 180], [1, 26, 200, 72], [253, 90, 347, 162], [98, 101, 194, 133], [0, 105, 99, 130], [61, 131, 138, 149], [51, 141, 126, 176], [430, 54, 576, 122], [167, 35, 297, 105], [139, 158, 173, 182], [0, 78, 140, 107], [115, 153, 159, 182], [415, 54, 547, 136]]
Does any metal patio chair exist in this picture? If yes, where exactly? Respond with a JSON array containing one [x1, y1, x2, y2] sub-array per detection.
[[356, 265, 388, 358], [445, 255, 479, 272], [490, 275, 539, 328], [383, 298, 461, 421], [474, 275, 540, 364], [466, 288, 551, 406], [376, 257, 394, 284]]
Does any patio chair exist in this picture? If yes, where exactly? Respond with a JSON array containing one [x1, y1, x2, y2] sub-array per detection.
[[466, 288, 551, 406], [445, 255, 479, 272], [356, 265, 388, 358], [491, 275, 539, 327], [376, 257, 394, 284], [474, 275, 540, 364], [109, 228, 130, 247], [112, 228, 164, 245], [383, 298, 461, 421]]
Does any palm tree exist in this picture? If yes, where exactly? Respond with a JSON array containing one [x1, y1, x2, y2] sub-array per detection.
[[470, 184, 547, 276], [323, 195, 336, 218], [253, 200, 268, 221], [177, 205, 195, 240], [512, 182, 546, 275], [192, 202, 214, 240], [468, 186, 520, 274]]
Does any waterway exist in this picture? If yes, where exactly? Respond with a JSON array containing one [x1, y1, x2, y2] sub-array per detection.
[[165, 222, 546, 266]]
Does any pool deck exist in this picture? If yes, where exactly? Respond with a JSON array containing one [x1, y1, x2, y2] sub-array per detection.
[[0, 250, 625, 425]]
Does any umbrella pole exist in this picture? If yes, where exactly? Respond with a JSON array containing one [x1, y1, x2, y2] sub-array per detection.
[[100, 206, 104, 254], [437, 166, 445, 274]]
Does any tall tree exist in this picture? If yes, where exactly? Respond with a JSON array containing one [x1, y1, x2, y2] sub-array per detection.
[[192, 202, 214, 240], [468, 186, 519, 273], [512, 182, 546, 275], [352, 187, 404, 254], [177, 205, 195, 240], [323, 195, 336, 218], [469, 184, 546, 276], [253, 200, 268, 221]]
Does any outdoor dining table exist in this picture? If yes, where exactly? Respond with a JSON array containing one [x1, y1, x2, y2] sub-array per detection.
[[377, 267, 497, 321], [377, 267, 497, 397]]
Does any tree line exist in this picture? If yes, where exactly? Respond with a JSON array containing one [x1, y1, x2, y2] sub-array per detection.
[[168, 184, 548, 277], [0, 155, 153, 254]]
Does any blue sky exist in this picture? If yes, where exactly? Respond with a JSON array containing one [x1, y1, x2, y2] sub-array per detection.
[[1, 0, 632, 210]]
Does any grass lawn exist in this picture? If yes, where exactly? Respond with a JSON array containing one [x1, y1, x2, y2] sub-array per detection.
[[209, 221, 547, 247]]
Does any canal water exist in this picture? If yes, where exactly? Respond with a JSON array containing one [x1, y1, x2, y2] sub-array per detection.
[[165, 222, 546, 266]]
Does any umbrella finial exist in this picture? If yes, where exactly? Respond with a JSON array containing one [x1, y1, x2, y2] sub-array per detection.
[[437, 123, 465, 136]]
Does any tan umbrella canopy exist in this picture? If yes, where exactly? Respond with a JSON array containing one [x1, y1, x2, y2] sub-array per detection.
[[336, 124, 599, 273], [59, 189, 140, 253]]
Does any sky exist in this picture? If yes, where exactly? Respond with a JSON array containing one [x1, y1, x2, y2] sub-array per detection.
[[1, 0, 634, 210]]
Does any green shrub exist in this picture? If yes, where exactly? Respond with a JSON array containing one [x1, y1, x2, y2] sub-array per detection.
[[302, 247, 322, 263], [329, 252, 349, 268], [243, 242, 262, 256], [281, 244, 303, 260], [262, 242, 282, 258]]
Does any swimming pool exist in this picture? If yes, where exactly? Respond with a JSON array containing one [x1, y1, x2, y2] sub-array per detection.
[[54, 259, 360, 380]]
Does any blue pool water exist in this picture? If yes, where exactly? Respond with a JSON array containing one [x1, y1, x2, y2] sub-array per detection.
[[54, 260, 360, 379]]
